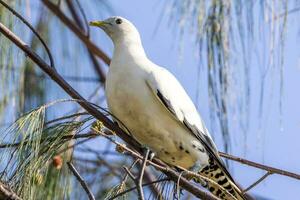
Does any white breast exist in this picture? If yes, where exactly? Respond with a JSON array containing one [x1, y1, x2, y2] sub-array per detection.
[[105, 62, 209, 169]]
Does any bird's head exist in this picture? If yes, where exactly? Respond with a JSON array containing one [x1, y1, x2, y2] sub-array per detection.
[[89, 16, 141, 45]]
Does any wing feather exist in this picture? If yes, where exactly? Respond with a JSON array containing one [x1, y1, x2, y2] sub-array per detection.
[[146, 66, 235, 182]]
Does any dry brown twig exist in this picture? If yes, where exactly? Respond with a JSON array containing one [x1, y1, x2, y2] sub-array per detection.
[[0, 181, 22, 200], [67, 162, 96, 200], [242, 172, 273, 194], [108, 178, 170, 200], [138, 149, 150, 200], [122, 150, 150, 200]]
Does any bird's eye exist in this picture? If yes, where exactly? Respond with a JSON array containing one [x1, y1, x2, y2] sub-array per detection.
[[115, 18, 122, 25]]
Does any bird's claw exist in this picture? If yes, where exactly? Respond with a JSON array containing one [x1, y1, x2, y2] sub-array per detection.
[[141, 146, 155, 161]]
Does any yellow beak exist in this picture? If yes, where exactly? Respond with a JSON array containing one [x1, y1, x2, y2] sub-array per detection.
[[89, 20, 106, 27]]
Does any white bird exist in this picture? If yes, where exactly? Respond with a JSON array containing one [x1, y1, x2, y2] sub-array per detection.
[[90, 17, 246, 200]]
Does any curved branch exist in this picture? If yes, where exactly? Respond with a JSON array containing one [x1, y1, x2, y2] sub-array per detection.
[[0, 0, 55, 69], [41, 0, 110, 65]]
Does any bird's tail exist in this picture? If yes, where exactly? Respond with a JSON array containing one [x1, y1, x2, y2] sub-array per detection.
[[196, 159, 247, 200]]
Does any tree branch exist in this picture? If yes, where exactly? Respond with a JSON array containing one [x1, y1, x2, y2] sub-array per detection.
[[65, 0, 106, 83], [2, 126, 300, 187], [0, 0, 55, 68], [219, 152, 300, 180], [137, 149, 150, 200], [67, 162, 95, 200], [122, 152, 149, 200], [0, 182, 22, 200], [0, 132, 98, 149], [243, 172, 272, 194], [41, 0, 110, 65], [108, 178, 170, 200]]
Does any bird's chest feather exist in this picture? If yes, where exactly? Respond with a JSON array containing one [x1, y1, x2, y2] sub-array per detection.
[[106, 68, 174, 148], [106, 68, 154, 133], [105, 66, 208, 169]]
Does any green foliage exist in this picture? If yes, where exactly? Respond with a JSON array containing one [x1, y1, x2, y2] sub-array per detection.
[[103, 182, 128, 200], [0, 101, 94, 199]]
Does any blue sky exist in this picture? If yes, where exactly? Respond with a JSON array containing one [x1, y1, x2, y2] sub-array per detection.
[[87, 0, 300, 199]]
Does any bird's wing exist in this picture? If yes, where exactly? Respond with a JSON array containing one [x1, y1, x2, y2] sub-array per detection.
[[145, 66, 235, 182]]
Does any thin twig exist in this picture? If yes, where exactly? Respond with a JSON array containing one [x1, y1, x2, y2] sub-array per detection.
[[176, 171, 184, 199], [65, 0, 106, 83], [219, 152, 300, 180], [95, 130, 218, 200], [123, 167, 137, 181], [243, 172, 273, 193], [2, 66, 102, 82], [0, 0, 55, 68], [137, 149, 150, 200], [67, 162, 96, 200], [109, 178, 170, 200], [41, 0, 110, 65], [274, 6, 300, 21], [66, 0, 90, 37], [75, 157, 121, 178], [56, 137, 92, 155], [46, 112, 89, 125], [122, 159, 139, 182], [0, 132, 98, 148]]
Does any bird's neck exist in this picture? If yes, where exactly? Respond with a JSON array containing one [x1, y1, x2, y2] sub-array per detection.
[[112, 37, 147, 61]]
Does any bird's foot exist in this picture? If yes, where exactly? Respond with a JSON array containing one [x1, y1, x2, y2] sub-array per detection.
[[188, 161, 207, 187], [140, 146, 155, 162], [188, 160, 202, 172]]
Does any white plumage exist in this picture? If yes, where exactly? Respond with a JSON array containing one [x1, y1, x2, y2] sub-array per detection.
[[90, 17, 246, 200]]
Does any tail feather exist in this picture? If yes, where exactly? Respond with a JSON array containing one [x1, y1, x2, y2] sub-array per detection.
[[196, 159, 247, 200]]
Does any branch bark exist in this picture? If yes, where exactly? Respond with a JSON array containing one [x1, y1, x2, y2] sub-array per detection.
[[219, 152, 300, 180], [0, 182, 22, 200]]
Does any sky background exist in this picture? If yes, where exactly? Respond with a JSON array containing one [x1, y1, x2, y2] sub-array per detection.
[[87, 1, 300, 199]]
